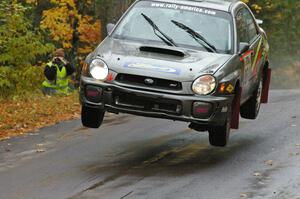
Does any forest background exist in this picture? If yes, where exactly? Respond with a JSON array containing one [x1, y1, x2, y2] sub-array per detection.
[[0, 0, 299, 138]]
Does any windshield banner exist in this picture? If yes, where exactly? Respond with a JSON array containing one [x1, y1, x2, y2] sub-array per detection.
[[149, 2, 217, 16]]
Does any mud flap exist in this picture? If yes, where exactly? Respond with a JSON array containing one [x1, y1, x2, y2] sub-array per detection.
[[261, 68, 271, 104], [231, 87, 242, 129]]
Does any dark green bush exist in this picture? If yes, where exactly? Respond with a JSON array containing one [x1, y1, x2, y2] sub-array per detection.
[[0, 66, 44, 99]]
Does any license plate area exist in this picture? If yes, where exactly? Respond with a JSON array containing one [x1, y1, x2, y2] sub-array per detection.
[[113, 92, 182, 115]]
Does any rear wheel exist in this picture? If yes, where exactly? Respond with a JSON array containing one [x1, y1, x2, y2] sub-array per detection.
[[208, 114, 231, 147], [240, 76, 263, 119], [81, 106, 105, 128]]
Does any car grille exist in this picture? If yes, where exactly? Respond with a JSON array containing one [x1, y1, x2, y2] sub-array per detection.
[[115, 74, 182, 91], [113, 91, 182, 115]]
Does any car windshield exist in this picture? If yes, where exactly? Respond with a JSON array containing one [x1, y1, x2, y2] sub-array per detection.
[[113, 1, 233, 54]]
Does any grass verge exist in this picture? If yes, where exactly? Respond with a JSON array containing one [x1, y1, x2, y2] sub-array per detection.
[[0, 92, 80, 141]]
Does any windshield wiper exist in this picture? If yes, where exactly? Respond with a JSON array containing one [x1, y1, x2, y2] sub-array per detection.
[[141, 13, 177, 47], [171, 20, 217, 53]]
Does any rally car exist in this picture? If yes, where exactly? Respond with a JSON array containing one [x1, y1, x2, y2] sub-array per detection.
[[80, 0, 271, 147]]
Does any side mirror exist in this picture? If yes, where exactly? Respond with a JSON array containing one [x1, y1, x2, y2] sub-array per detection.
[[256, 19, 263, 25], [239, 42, 250, 55], [106, 23, 115, 35]]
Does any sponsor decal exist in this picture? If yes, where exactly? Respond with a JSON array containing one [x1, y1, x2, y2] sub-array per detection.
[[124, 62, 181, 75], [242, 51, 252, 85], [252, 38, 263, 76], [226, 84, 234, 93]]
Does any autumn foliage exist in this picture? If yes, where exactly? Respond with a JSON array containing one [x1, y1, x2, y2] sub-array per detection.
[[78, 16, 101, 54], [0, 93, 80, 140], [40, 0, 101, 54], [0, 0, 53, 68], [0, 0, 104, 99]]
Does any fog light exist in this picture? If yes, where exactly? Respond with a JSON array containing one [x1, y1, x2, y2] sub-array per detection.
[[193, 102, 212, 119], [85, 85, 103, 103], [86, 90, 99, 97]]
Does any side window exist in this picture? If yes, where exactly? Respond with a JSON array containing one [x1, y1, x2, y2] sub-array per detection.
[[243, 8, 258, 41], [236, 8, 258, 44], [236, 10, 248, 43]]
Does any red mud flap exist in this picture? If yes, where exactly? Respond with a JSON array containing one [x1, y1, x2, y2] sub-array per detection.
[[261, 68, 272, 104], [231, 87, 242, 129]]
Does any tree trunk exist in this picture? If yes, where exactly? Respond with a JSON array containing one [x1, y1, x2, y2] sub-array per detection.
[[71, 0, 85, 86], [33, 0, 51, 28], [96, 0, 134, 39]]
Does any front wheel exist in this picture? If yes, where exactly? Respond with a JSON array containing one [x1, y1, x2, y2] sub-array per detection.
[[208, 115, 231, 147], [81, 106, 105, 128]]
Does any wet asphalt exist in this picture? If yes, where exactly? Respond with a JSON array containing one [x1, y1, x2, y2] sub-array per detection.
[[0, 90, 300, 199]]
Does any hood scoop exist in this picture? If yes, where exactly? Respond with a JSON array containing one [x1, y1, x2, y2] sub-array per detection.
[[139, 45, 186, 57]]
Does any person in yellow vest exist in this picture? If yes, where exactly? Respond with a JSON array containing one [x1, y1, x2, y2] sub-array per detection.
[[42, 49, 75, 95]]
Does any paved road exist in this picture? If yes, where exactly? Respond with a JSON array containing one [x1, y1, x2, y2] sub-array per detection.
[[1, 90, 300, 199]]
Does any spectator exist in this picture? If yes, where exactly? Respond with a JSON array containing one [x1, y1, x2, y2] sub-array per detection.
[[42, 48, 75, 95]]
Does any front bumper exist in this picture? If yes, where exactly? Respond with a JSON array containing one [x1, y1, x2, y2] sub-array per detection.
[[80, 77, 233, 126]]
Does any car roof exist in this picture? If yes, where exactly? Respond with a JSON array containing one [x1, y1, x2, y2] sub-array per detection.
[[140, 0, 240, 12]]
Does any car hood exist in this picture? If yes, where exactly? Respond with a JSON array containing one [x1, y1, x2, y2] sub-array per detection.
[[90, 37, 233, 82]]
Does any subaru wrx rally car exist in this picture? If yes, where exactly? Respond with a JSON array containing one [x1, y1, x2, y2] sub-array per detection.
[[80, 0, 271, 147]]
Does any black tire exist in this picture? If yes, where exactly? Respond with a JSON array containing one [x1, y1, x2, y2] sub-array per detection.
[[208, 114, 231, 147], [81, 106, 105, 128], [240, 76, 263, 120]]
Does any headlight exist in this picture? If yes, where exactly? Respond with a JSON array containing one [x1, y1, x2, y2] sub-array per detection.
[[192, 75, 216, 95], [89, 59, 109, 80]]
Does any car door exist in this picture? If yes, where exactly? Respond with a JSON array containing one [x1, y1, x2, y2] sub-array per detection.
[[236, 6, 262, 99]]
